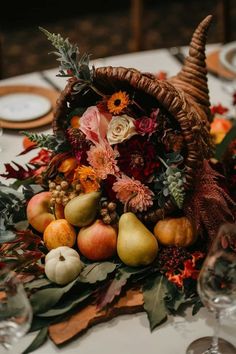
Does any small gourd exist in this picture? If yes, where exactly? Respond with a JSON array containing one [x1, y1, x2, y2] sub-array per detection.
[[45, 246, 82, 285], [153, 216, 197, 247]]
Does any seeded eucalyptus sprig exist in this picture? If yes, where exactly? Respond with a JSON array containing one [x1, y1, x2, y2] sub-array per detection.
[[22, 131, 70, 153], [39, 27, 92, 85], [157, 156, 186, 209]]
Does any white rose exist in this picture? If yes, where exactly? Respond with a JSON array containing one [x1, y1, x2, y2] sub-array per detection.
[[107, 115, 137, 145]]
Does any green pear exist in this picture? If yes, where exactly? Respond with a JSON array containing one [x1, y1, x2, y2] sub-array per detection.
[[64, 191, 101, 227], [117, 212, 158, 267]]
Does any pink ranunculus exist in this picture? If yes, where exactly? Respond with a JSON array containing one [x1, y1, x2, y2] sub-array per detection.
[[79, 106, 112, 144], [134, 116, 157, 137]]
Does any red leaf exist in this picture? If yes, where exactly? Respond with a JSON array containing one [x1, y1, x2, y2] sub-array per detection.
[[29, 149, 52, 166], [0, 162, 37, 180]]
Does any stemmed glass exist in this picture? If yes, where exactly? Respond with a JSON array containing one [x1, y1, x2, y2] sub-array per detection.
[[186, 223, 236, 354], [0, 270, 33, 350]]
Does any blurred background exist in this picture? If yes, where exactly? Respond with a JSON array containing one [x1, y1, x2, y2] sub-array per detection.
[[0, 0, 235, 79]]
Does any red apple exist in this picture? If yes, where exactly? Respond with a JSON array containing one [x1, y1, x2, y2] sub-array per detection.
[[26, 191, 55, 233], [77, 219, 117, 261]]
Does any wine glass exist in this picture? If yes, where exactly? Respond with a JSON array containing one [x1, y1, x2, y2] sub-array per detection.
[[0, 270, 33, 350], [186, 223, 236, 354]]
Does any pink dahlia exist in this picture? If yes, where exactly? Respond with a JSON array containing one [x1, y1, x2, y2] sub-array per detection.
[[87, 142, 120, 179], [112, 174, 154, 212]]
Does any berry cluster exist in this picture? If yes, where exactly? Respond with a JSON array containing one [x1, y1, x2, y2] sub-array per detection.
[[99, 199, 118, 225], [49, 179, 81, 206], [157, 245, 191, 272]]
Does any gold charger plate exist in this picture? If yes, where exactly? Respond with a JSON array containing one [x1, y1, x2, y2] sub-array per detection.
[[0, 85, 59, 129], [206, 50, 236, 80]]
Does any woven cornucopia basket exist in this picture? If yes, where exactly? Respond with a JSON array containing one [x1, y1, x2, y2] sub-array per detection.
[[52, 15, 214, 222]]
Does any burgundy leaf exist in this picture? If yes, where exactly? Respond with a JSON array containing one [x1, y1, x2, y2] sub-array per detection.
[[17, 144, 38, 156], [0, 162, 37, 180], [97, 270, 131, 310]]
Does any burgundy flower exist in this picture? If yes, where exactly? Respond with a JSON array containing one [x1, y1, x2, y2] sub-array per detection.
[[117, 136, 160, 182], [134, 112, 157, 137]]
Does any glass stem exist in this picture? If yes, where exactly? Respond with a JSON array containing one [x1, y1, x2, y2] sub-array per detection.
[[209, 310, 221, 354]]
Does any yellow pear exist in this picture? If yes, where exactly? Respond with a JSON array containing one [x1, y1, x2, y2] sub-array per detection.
[[117, 212, 158, 267], [64, 191, 101, 227]]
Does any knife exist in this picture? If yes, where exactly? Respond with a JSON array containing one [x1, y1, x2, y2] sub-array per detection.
[[39, 71, 62, 92]]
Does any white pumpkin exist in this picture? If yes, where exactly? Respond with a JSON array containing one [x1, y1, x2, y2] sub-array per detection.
[[45, 246, 82, 285]]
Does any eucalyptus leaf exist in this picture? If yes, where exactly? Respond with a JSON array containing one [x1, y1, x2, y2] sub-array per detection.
[[25, 278, 52, 290], [192, 298, 203, 315], [143, 275, 168, 331], [165, 280, 186, 312], [0, 229, 16, 243], [0, 185, 24, 200], [14, 219, 29, 230], [79, 262, 117, 284], [30, 279, 77, 314], [38, 288, 92, 317], [22, 327, 48, 354]]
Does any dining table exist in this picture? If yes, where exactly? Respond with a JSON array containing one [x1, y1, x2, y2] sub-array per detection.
[[0, 43, 236, 354]]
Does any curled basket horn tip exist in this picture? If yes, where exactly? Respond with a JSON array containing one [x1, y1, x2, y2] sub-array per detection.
[[170, 15, 213, 116]]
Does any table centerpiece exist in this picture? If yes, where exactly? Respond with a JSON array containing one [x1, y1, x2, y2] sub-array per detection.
[[0, 14, 236, 353]]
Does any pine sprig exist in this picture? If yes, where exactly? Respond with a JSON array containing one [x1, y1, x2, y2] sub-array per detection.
[[22, 131, 70, 153], [39, 27, 92, 84]]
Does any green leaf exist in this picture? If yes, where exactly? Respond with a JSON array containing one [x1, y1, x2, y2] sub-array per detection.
[[215, 121, 236, 161], [30, 279, 77, 314], [38, 288, 92, 317], [192, 298, 203, 315], [22, 327, 48, 354], [25, 278, 51, 290], [143, 274, 168, 331], [0, 229, 16, 243], [79, 262, 117, 284], [165, 280, 186, 312]]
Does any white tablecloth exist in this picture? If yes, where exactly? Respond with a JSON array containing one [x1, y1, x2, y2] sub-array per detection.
[[0, 45, 235, 354]]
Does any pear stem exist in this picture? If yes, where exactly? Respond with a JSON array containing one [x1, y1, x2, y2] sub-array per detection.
[[124, 193, 138, 213]]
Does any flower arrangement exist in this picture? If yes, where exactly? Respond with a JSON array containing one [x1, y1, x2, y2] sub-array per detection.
[[0, 16, 236, 352]]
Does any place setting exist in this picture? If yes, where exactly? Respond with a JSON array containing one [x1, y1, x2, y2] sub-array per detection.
[[206, 41, 236, 81], [0, 85, 59, 129]]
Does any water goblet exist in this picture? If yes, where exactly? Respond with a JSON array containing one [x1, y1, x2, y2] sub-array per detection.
[[0, 270, 33, 350], [186, 223, 236, 354]]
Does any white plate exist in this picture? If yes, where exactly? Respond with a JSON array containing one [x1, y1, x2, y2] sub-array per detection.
[[219, 41, 236, 74], [0, 93, 52, 121]]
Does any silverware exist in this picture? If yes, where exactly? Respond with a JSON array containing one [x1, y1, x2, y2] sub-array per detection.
[[168, 46, 185, 64], [39, 71, 61, 92]]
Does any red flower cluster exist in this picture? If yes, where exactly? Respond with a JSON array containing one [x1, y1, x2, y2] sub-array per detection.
[[166, 251, 205, 288], [211, 103, 229, 115]]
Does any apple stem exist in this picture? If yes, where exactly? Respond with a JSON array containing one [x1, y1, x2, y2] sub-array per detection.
[[124, 193, 138, 213], [59, 253, 65, 261]]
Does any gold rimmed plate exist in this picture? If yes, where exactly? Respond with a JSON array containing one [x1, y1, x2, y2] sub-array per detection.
[[0, 85, 59, 129]]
